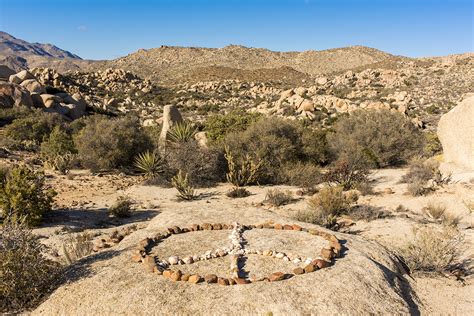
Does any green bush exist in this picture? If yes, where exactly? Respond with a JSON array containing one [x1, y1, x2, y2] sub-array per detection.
[[223, 117, 330, 184], [40, 126, 77, 173], [167, 121, 197, 144], [0, 165, 56, 226], [4, 111, 64, 149], [0, 222, 61, 313], [166, 141, 226, 187], [204, 110, 262, 143], [224, 146, 262, 186], [73, 115, 151, 170], [0, 106, 34, 127], [423, 132, 443, 157], [328, 109, 423, 167]]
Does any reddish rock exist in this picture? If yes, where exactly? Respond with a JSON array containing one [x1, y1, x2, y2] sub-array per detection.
[[171, 270, 182, 281], [188, 274, 202, 284], [142, 256, 157, 273], [204, 274, 218, 283], [315, 259, 330, 269], [304, 264, 316, 273], [321, 247, 335, 261], [201, 223, 212, 230], [217, 278, 229, 286], [268, 272, 286, 282], [274, 224, 283, 230], [163, 270, 173, 278], [234, 278, 250, 284], [181, 273, 190, 281], [283, 224, 293, 230], [330, 241, 342, 256], [293, 267, 305, 275], [292, 224, 302, 231], [131, 253, 143, 263], [228, 278, 237, 285], [153, 266, 163, 275]]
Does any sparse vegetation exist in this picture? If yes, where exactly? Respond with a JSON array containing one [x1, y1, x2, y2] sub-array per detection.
[[280, 162, 321, 194], [226, 187, 251, 198], [301, 186, 359, 228], [224, 146, 262, 186], [40, 125, 77, 173], [171, 170, 197, 200], [0, 222, 61, 313], [0, 165, 56, 226], [62, 232, 95, 264], [323, 158, 371, 191], [264, 189, 293, 206], [74, 115, 151, 171], [108, 196, 133, 218], [401, 158, 450, 196], [328, 110, 423, 167], [398, 227, 462, 274]]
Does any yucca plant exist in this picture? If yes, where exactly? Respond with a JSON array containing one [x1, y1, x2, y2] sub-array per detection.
[[134, 151, 164, 178], [224, 146, 262, 187], [171, 170, 196, 200], [167, 122, 197, 144]]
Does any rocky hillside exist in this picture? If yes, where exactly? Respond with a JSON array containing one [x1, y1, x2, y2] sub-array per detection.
[[96, 45, 399, 84]]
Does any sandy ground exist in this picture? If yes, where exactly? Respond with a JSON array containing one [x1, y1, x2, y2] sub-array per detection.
[[19, 165, 472, 315]]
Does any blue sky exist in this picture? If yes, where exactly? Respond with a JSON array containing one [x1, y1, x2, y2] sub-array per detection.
[[0, 0, 472, 60]]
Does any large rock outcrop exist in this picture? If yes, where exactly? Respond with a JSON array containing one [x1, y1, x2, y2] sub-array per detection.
[[159, 104, 183, 147], [33, 195, 420, 315], [438, 94, 474, 170]]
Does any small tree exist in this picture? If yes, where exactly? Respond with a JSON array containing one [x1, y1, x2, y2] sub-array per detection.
[[0, 165, 56, 226]]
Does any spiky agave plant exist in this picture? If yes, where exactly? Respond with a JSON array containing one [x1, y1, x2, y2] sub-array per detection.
[[134, 151, 164, 178], [167, 122, 197, 144], [171, 170, 196, 200]]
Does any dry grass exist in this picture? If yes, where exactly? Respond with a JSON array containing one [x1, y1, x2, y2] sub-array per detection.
[[423, 202, 460, 227], [108, 196, 133, 218], [398, 227, 462, 274], [62, 232, 95, 265], [264, 189, 293, 206], [226, 187, 251, 198], [0, 222, 61, 313]]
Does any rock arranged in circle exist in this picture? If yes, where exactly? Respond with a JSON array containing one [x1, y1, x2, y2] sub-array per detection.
[[131, 222, 343, 285]]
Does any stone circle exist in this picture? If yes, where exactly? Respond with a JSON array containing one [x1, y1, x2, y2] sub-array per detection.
[[131, 222, 343, 285]]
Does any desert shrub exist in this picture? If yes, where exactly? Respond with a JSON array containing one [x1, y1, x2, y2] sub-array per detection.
[[328, 109, 423, 167], [143, 124, 162, 149], [401, 158, 450, 196], [224, 117, 305, 183], [280, 162, 322, 193], [0, 222, 61, 313], [108, 196, 133, 218], [324, 158, 371, 191], [134, 151, 165, 178], [301, 128, 330, 165], [224, 146, 262, 186], [204, 110, 262, 143], [73, 115, 151, 170], [226, 187, 251, 198], [171, 170, 196, 200], [303, 186, 358, 228], [4, 111, 64, 149], [40, 125, 77, 173], [0, 106, 34, 127], [0, 165, 56, 226], [423, 202, 460, 227], [166, 141, 226, 187], [398, 227, 462, 273], [62, 232, 94, 264], [264, 189, 293, 206], [423, 132, 443, 157], [167, 121, 197, 144]]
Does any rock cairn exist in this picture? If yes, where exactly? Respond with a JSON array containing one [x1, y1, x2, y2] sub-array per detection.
[[131, 222, 343, 285]]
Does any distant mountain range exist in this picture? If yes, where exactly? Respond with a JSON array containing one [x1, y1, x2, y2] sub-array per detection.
[[1, 31, 469, 85]]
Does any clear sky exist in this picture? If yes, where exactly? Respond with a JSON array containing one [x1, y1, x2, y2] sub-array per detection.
[[0, 0, 472, 60]]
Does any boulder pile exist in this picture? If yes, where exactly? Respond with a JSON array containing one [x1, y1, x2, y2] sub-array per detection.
[[0, 67, 87, 120]]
